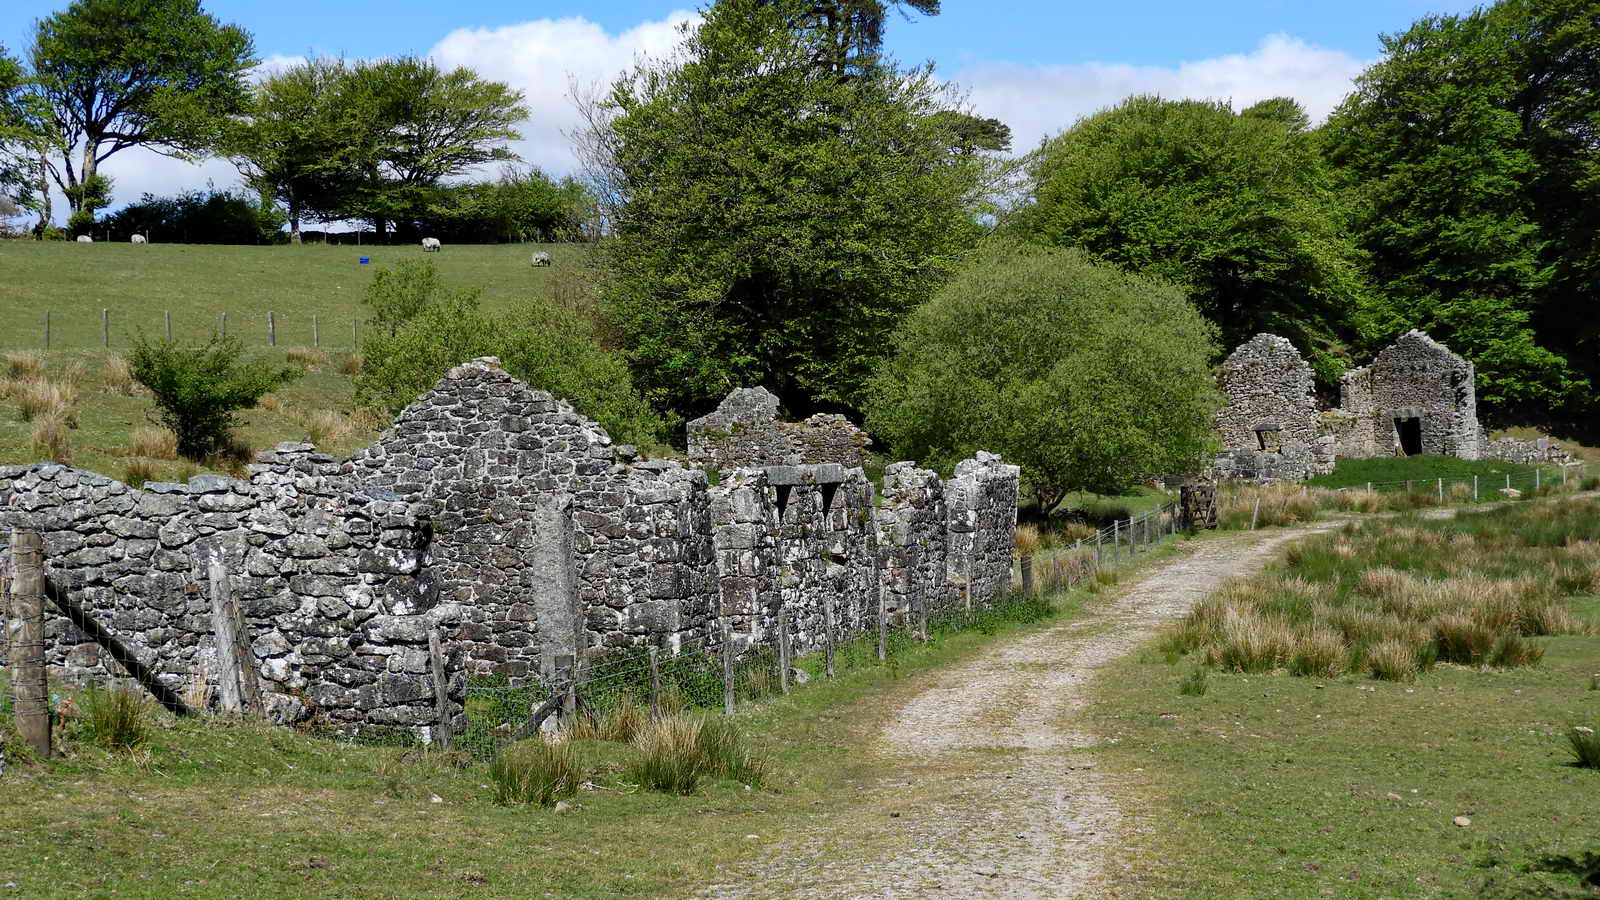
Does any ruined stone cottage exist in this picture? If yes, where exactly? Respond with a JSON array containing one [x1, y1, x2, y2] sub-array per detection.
[[1212, 334, 1335, 481], [0, 361, 1018, 739]]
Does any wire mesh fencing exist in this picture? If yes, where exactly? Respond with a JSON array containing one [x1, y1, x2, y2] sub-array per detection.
[[1030, 500, 1183, 594]]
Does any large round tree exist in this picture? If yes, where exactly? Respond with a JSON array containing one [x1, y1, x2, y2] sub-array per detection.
[[865, 242, 1221, 511]]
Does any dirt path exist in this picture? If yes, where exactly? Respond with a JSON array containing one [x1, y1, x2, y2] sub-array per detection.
[[699, 525, 1336, 900]]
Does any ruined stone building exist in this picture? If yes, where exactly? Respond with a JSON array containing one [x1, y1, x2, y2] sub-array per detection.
[[1213, 329, 1566, 481], [0, 362, 1017, 739]]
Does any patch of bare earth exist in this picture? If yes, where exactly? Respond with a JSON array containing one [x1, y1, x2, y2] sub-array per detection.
[[699, 526, 1334, 900]]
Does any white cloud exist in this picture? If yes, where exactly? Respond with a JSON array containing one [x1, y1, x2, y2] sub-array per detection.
[[953, 34, 1371, 153], [427, 11, 697, 176]]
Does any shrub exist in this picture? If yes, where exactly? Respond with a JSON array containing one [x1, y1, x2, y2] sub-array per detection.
[[5, 350, 45, 380], [102, 354, 137, 395], [76, 683, 149, 750], [1568, 726, 1600, 770], [128, 425, 178, 460], [488, 739, 583, 806], [129, 334, 300, 460], [30, 413, 72, 463], [628, 714, 706, 794]]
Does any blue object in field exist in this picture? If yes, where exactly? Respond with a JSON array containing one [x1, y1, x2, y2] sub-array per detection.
[[359, 257, 370, 264]]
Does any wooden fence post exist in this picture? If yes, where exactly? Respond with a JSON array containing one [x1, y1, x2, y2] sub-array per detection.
[[100, 308, 109, 348], [8, 530, 51, 758], [777, 606, 791, 694], [428, 629, 452, 750], [557, 652, 576, 722], [312, 314, 319, 348], [267, 311, 276, 346], [208, 558, 243, 712], [1438, 478, 1444, 502], [1474, 475, 1479, 500], [721, 618, 736, 715], [44, 310, 50, 350], [648, 646, 662, 718], [219, 311, 227, 338], [822, 597, 836, 678], [351, 318, 358, 348], [1250, 498, 1261, 531], [876, 578, 887, 662], [164, 310, 172, 342], [1113, 520, 1120, 561]]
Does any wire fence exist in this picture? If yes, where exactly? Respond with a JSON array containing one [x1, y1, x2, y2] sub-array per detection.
[[1030, 500, 1183, 595], [1333, 462, 1594, 501], [16, 308, 366, 351]]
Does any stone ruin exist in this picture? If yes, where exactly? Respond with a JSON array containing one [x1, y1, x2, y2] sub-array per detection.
[[0, 360, 1018, 738], [1214, 329, 1573, 481], [687, 387, 872, 470], [1212, 334, 1335, 481]]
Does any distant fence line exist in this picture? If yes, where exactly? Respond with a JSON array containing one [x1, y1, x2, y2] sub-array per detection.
[[1333, 462, 1593, 500], [22, 308, 364, 351]]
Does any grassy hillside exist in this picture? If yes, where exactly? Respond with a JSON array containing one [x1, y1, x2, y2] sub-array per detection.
[[0, 240, 590, 350]]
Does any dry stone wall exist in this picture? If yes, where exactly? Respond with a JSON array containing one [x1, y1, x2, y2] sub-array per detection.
[[3, 362, 1018, 742], [687, 387, 871, 470]]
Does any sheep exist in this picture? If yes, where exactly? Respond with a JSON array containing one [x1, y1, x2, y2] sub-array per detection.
[[421, 237, 441, 252], [130, 234, 147, 244], [530, 251, 552, 267], [76, 235, 92, 243]]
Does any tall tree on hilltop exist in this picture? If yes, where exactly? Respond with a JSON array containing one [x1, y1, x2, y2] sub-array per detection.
[[1014, 95, 1368, 387], [578, 0, 999, 420], [27, 0, 255, 229], [1323, 0, 1593, 420]]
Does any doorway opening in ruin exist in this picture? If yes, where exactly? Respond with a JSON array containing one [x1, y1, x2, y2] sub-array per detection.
[[1396, 417, 1423, 456]]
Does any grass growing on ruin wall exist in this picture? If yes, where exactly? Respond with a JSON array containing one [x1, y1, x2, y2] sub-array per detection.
[[0, 587, 1080, 898], [1091, 510, 1600, 897]]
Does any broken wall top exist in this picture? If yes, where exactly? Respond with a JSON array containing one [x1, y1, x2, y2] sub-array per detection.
[[686, 386, 871, 471]]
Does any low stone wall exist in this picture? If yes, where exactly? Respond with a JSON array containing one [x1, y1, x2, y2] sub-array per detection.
[[1479, 434, 1575, 466], [2, 361, 1018, 741]]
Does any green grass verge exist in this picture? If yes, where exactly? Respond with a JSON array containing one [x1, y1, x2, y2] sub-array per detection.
[[0, 592, 1076, 898], [1307, 454, 1536, 490]]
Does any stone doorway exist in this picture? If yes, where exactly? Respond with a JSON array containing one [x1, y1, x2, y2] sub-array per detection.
[[1396, 417, 1423, 456]]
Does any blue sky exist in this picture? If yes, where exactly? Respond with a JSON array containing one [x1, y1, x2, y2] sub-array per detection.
[[3, 0, 1480, 217]]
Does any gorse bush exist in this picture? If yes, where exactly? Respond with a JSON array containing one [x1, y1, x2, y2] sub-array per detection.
[[129, 334, 301, 460], [488, 739, 584, 806]]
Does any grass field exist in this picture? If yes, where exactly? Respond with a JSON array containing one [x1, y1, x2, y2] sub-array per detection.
[[1094, 499, 1600, 897], [0, 240, 589, 350], [1307, 454, 1537, 490], [0, 594, 1074, 899]]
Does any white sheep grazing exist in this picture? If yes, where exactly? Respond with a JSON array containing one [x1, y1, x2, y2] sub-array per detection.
[[76, 235, 93, 243], [421, 237, 441, 252], [130, 234, 147, 244], [530, 251, 552, 267]]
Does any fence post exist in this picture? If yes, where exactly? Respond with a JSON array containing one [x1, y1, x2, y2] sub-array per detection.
[[1250, 498, 1261, 531], [1506, 474, 1512, 491], [44, 310, 50, 350], [1095, 529, 1102, 567], [1113, 519, 1120, 561], [1367, 481, 1372, 494], [1562, 466, 1568, 486], [877, 576, 887, 662], [822, 596, 836, 678], [220, 311, 227, 338], [1535, 468, 1541, 491], [1474, 475, 1479, 501], [648, 646, 662, 719], [8, 529, 51, 759], [429, 629, 452, 750], [351, 318, 358, 348], [164, 310, 172, 342], [312, 314, 319, 348], [100, 307, 109, 348], [777, 606, 791, 694], [1437, 478, 1443, 502], [721, 618, 736, 715], [1406, 479, 1412, 495], [557, 652, 576, 723], [267, 311, 276, 346], [209, 557, 244, 713]]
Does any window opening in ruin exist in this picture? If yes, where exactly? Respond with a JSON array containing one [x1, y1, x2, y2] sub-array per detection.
[[1396, 417, 1423, 456], [774, 484, 793, 520], [819, 481, 839, 513], [1253, 423, 1282, 453]]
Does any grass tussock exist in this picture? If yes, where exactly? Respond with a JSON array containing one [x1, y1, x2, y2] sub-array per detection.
[[15, 378, 78, 425], [337, 352, 363, 376], [1569, 726, 1600, 769], [286, 348, 324, 370], [569, 695, 644, 743], [488, 738, 583, 806], [1164, 498, 1599, 680], [626, 713, 767, 794], [128, 425, 178, 460], [101, 354, 137, 395], [304, 409, 353, 448], [5, 349, 45, 381], [31, 412, 73, 463], [1014, 523, 1042, 559], [1217, 482, 1323, 529], [121, 457, 157, 488], [76, 683, 150, 751]]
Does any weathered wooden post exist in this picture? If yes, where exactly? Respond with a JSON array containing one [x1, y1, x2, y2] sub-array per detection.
[[428, 629, 452, 750], [721, 619, 736, 715], [557, 652, 576, 722], [312, 314, 320, 348], [164, 310, 172, 342], [822, 597, 836, 678], [209, 558, 243, 712], [1474, 475, 1479, 500], [648, 646, 662, 718], [1250, 498, 1261, 531], [777, 606, 791, 694], [9, 529, 51, 758], [1437, 478, 1444, 501], [1113, 519, 1120, 561], [267, 311, 276, 346], [100, 308, 109, 348], [219, 311, 227, 338], [876, 577, 888, 663], [1536, 468, 1541, 491], [44, 310, 50, 349]]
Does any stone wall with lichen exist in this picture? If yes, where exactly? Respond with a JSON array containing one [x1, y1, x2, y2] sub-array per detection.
[[686, 387, 871, 471], [1338, 331, 1481, 460], [1213, 334, 1333, 481]]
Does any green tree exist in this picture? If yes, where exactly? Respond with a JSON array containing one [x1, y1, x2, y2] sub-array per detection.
[[353, 262, 665, 446], [1015, 95, 1368, 386], [1323, 0, 1593, 419], [130, 334, 300, 460], [581, 0, 996, 419], [866, 242, 1221, 510], [27, 0, 255, 220], [227, 58, 358, 243]]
